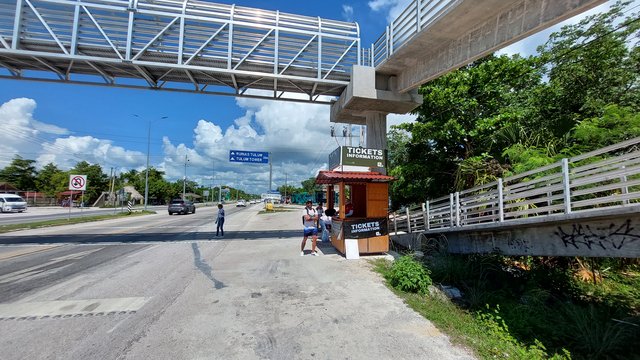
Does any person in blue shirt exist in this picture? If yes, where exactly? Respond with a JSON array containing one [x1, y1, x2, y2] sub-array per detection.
[[216, 203, 225, 237]]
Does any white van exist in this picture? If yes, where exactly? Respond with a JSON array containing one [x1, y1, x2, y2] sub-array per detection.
[[0, 193, 27, 213]]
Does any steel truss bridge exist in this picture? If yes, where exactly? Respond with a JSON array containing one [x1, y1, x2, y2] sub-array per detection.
[[0, 0, 601, 104], [0, 0, 471, 103], [0, 0, 367, 103]]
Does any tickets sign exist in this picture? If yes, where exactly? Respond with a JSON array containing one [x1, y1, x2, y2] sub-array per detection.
[[329, 146, 386, 170], [343, 218, 388, 239]]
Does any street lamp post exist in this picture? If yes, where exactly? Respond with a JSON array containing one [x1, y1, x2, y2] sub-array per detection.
[[135, 115, 167, 211], [183, 154, 188, 199]]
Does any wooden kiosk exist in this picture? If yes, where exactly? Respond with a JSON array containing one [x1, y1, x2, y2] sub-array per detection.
[[315, 170, 394, 255]]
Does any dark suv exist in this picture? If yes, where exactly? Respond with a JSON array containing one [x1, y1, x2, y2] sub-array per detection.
[[168, 199, 196, 215]]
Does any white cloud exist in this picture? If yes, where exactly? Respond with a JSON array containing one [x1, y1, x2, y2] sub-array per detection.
[[37, 135, 145, 170], [342, 4, 354, 21], [0, 98, 70, 168], [159, 95, 338, 193], [368, 0, 411, 22]]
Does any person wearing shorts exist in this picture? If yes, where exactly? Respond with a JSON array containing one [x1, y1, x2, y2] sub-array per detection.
[[301, 200, 318, 256]]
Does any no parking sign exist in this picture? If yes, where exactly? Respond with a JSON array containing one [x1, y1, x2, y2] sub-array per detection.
[[69, 174, 87, 191]]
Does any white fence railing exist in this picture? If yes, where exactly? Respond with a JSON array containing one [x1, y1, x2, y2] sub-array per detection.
[[366, 0, 459, 67], [390, 137, 640, 234]]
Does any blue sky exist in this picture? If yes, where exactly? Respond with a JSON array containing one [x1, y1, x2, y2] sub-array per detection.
[[0, 0, 624, 194]]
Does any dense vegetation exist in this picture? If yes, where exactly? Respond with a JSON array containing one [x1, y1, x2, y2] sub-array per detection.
[[388, 1, 640, 206], [384, 3, 640, 359], [0, 157, 253, 205]]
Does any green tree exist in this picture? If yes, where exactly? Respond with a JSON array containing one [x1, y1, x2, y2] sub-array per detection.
[[301, 177, 319, 194], [35, 163, 66, 196], [533, 0, 640, 138], [277, 184, 298, 196], [0, 155, 37, 191], [393, 54, 540, 201]]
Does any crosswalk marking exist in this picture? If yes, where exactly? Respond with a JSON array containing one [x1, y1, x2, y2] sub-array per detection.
[[0, 297, 148, 318]]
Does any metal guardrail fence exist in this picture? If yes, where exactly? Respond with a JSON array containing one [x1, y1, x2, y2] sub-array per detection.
[[367, 0, 458, 67], [390, 137, 640, 234]]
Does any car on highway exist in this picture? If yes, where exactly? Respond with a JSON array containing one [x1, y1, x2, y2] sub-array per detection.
[[0, 193, 27, 213], [236, 200, 246, 207], [168, 199, 196, 215]]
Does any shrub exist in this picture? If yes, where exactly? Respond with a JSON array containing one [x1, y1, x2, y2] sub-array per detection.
[[478, 305, 571, 360], [386, 255, 432, 295]]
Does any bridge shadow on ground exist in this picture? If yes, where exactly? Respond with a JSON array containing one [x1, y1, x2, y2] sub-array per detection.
[[0, 229, 303, 245]]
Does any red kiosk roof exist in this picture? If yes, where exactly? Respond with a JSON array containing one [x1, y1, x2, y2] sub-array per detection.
[[315, 171, 395, 184]]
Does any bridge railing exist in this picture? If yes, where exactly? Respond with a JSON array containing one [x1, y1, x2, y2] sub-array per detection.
[[0, 0, 363, 101], [368, 0, 458, 67], [390, 137, 640, 234]]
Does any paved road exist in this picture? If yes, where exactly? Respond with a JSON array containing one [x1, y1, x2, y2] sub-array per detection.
[[0, 205, 474, 360], [0, 204, 221, 225]]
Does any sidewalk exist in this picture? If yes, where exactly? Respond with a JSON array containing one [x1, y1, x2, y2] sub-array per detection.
[[165, 204, 477, 359]]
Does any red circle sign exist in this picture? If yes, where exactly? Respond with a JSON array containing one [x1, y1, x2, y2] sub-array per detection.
[[71, 176, 85, 189]]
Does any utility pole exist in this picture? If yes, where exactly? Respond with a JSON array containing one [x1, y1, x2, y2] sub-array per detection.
[[182, 154, 188, 199], [269, 152, 272, 191], [285, 172, 287, 204], [211, 159, 215, 206]]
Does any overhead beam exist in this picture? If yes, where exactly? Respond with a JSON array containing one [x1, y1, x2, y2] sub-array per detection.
[[381, 0, 607, 93]]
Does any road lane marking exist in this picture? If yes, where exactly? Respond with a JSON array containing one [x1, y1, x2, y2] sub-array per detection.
[[0, 245, 62, 261], [0, 263, 73, 284], [0, 247, 103, 283], [0, 297, 149, 319]]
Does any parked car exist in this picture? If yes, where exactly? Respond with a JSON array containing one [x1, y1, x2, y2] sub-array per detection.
[[0, 193, 27, 213], [236, 200, 246, 207], [168, 199, 196, 215]]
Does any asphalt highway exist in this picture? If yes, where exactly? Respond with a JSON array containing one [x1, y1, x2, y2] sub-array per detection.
[[0, 204, 474, 360], [0, 204, 220, 225]]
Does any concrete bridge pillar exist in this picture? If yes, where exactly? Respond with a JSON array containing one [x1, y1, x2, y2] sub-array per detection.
[[330, 66, 421, 155], [364, 111, 387, 150]]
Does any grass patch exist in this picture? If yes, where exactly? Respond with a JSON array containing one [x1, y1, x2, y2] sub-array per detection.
[[370, 255, 640, 360], [257, 209, 294, 214], [0, 211, 155, 234]]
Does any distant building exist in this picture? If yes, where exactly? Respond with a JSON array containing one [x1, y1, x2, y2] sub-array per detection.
[[261, 192, 281, 203], [0, 182, 20, 194]]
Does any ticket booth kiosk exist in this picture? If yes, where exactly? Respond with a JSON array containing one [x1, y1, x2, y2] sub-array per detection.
[[315, 170, 394, 256]]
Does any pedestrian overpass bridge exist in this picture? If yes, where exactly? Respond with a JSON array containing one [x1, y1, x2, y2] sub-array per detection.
[[390, 137, 640, 258], [0, 0, 603, 112]]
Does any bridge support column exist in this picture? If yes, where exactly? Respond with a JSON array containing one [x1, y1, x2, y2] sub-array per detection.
[[364, 111, 387, 150], [330, 66, 422, 154]]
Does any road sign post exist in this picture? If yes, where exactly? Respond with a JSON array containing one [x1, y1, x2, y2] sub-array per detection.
[[229, 150, 271, 191], [68, 174, 87, 220]]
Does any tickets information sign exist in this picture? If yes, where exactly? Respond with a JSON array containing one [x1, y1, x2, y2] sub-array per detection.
[[329, 146, 386, 170]]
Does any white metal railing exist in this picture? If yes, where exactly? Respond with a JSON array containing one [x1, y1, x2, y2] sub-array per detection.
[[390, 137, 640, 234], [367, 0, 459, 67], [0, 0, 362, 102]]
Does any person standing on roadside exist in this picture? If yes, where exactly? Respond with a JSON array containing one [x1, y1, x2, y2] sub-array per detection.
[[301, 200, 318, 256], [216, 203, 225, 237], [316, 202, 324, 231]]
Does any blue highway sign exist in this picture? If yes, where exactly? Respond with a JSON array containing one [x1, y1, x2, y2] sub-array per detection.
[[229, 150, 269, 164]]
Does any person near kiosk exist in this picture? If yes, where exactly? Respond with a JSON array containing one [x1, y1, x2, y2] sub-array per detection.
[[301, 200, 319, 256], [345, 200, 354, 217]]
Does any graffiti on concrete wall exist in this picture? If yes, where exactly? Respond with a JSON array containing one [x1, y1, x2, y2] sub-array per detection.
[[554, 219, 640, 250], [507, 237, 531, 252]]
